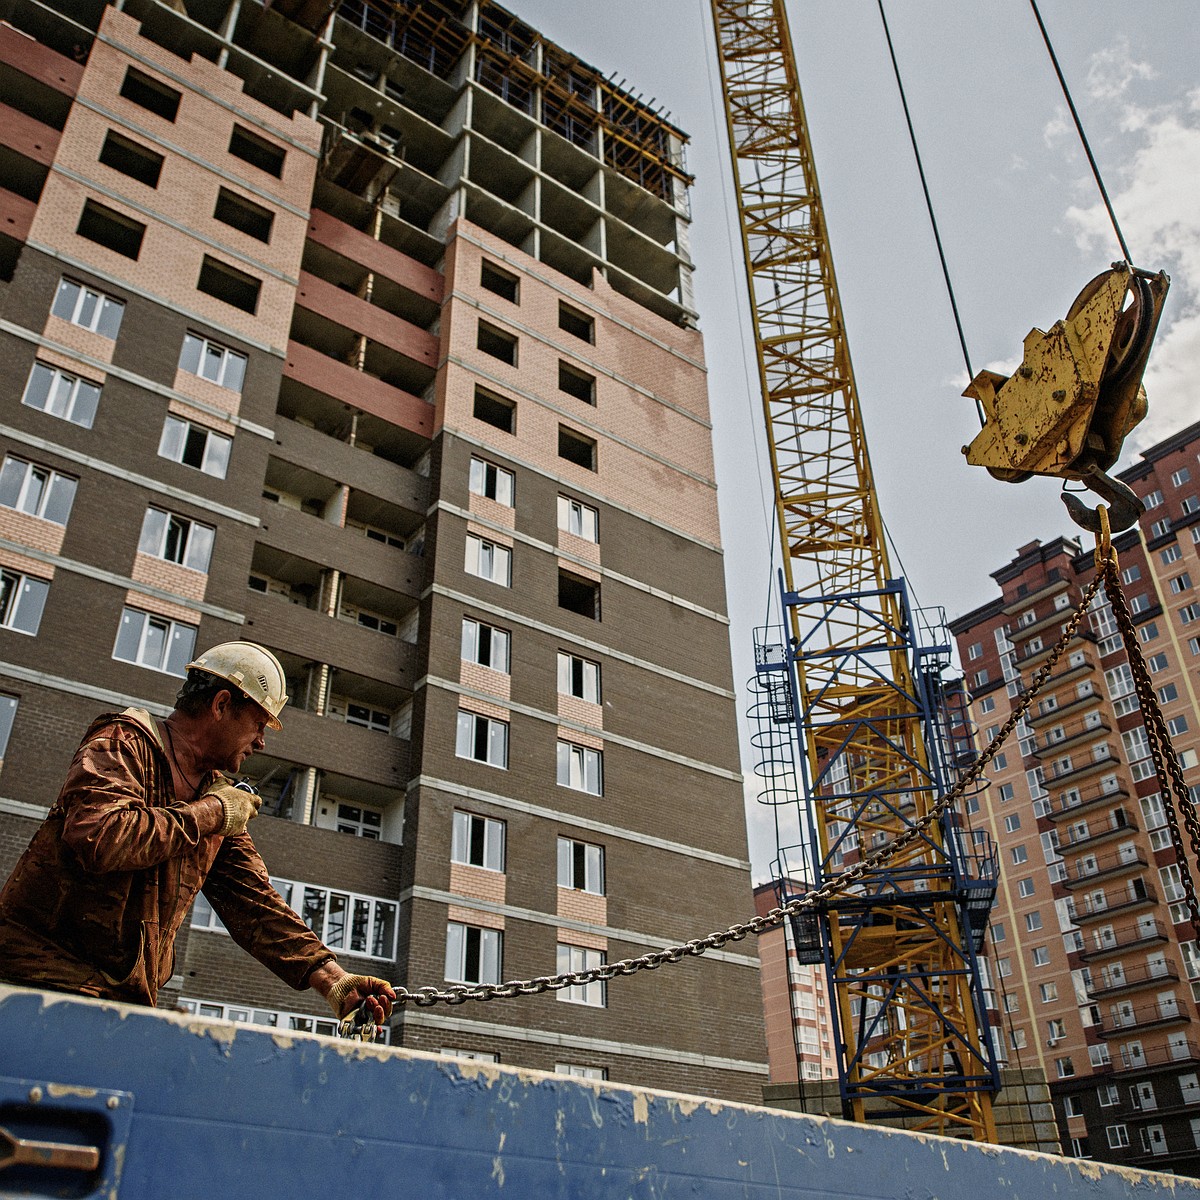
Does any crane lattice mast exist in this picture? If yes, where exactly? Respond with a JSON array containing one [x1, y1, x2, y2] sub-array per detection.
[[710, 0, 1001, 1140]]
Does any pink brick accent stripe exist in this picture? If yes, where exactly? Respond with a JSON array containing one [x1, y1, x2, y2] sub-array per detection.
[[447, 903, 505, 931], [307, 209, 443, 304], [0, 24, 83, 96], [449, 862, 507, 906]]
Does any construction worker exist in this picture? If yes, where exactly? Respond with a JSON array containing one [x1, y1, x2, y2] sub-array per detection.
[[0, 641, 395, 1027]]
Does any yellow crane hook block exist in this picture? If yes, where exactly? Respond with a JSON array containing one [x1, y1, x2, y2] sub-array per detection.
[[962, 262, 1169, 531]]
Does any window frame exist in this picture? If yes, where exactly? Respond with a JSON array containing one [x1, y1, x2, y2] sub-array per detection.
[[51, 277, 125, 338], [0, 456, 77, 525], [112, 607, 196, 676], [557, 739, 602, 795], [22, 361, 101, 428], [179, 332, 248, 392], [0, 569, 48, 636]]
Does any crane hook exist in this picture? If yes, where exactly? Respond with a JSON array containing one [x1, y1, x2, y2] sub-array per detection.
[[1061, 463, 1144, 533]]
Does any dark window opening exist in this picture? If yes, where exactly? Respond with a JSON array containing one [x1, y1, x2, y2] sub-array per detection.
[[559, 302, 594, 343], [558, 426, 597, 471], [197, 255, 261, 314], [480, 260, 519, 304], [213, 187, 274, 242], [477, 320, 517, 366], [119, 67, 181, 122], [77, 200, 145, 259], [559, 570, 600, 620], [558, 361, 595, 405], [228, 125, 286, 177], [474, 387, 516, 433], [98, 131, 164, 187]]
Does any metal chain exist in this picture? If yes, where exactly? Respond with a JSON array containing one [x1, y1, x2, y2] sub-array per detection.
[[393, 570, 1109, 1008], [1099, 548, 1200, 942]]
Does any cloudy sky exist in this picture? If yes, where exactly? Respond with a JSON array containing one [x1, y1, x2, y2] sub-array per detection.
[[512, 1, 1199, 876]]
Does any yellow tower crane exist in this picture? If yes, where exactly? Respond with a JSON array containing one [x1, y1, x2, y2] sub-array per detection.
[[710, 0, 1001, 1140]]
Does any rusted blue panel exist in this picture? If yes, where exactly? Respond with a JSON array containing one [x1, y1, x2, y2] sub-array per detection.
[[0, 985, 1191, 1199]]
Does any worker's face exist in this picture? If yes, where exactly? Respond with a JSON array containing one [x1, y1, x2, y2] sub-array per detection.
[[208, 692, 269, 772]]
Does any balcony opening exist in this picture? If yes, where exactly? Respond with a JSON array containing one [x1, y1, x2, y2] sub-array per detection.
[[119, 67, 181, 122], [558, 361, 596, 405], [229, 124, 286, 178], [477, 320, 517, 365], [197, 255, 261, 314], [214, 187, 274, 243], [474, 386, 515, 433], [77, 200, 145, 259], [559, 570, 600, 620], [98, 131, 164, 188], [558, 426, 596, 470]]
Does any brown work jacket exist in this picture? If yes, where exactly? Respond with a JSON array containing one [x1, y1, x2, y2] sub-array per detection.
[[0, 708, 331, 1005]]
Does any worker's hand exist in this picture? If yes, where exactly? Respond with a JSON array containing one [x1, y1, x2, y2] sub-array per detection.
[[324, 973, 397, 1023], [206, 781, 261, 837]]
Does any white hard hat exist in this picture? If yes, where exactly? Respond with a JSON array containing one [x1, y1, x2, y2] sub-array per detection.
[[186, 641, 288, 729]]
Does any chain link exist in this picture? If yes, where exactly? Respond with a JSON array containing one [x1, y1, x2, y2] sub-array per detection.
[[394, 569, 1109, 1008], [1099, 549, 1200, 943]]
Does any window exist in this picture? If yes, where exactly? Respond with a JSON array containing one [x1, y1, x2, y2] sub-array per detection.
[[974, 669, 990, 687], [197, 255, 261, 313], [1018, 878, 1036, 898], [98, 130, 163, 187], [473, 386, 515, 433], [967, 641, 983, 660], [138, 508, 215, 572], [119, 66, 181, 120], [979, 695, 995, 714], [558, 495, 598, 542], [1063, 1095, 1083, 1119], [1144, 489, 1164, 509], [469, 457, 514, 506], [341, 702, 391, 733], [1169, 715, 1190, 737], [229, 124, 285, 177], [477, 320, 517, 365], [1181, 1073, 1200, 1105], [1147, 653, 1169, 673], [997, 783, 1015, 804], [559, 570, 600, 619], [461, 617, 510, 673], [1106, 1125, 1129, 1149], [22, 362, 100, 428], [0, 570, 48, 635], [1183, 496, 1200, 516], [1173, 467, 1191, 487], [1011, 845, 1028, 865], [1121, 565, 1141, 585], [1025, 912, 1043, 932], [1171, 573, 1193, 594], [1151, 519, 1171, 539], [1056, 1057, 1075, 1079], [1129, 593, 1152, 614], [480, 259, 519, 303], [558, 652, 600, 703], [179, 333, 248, 392], [558, 302, 594, 343], [1032, 946, 1050, 967], [0, 457, 76, 524], [991, 922, 1006, 943], [1140, 622, 1160, 642], [558, 361, 596, 404], [557, 943, 606, 1005], [1089, 1045, 1111, 1069], [464, 534, 511, 586], [452, 810, 505, 871], [556, 1064, 606, 1080], [1159, 683, 1179, 704], [280, 877, 397, 958], [158, 415, 232, 478], [51, 278, 124, 337], [1099, 1083, 1119, 1107], [1004, 814, 1021, 833], [558, 837, 604, 893], [996, 957, 1012, 977], [1162, 545, 1183, 565], [559, 426, 597, 470], [455, 711, 508, 768], [1181, 604, 1200, 626], [77, 199, 145, 259], [112, 608, 195, 675], [213, 187, 273, 242], [557, 740, 602, 794], [1009, 1028, 1027, 1051], [1040, 982, 1058, 1002], [445, 922, 501, 985], [335, 803, 382, 839]]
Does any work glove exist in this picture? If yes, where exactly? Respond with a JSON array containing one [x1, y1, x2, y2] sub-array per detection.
[[324, 973, 397, 1023], [206, 781, 261, 837]]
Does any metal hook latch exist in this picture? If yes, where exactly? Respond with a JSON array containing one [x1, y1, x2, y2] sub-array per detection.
[[1061, 464, 1144, 534]]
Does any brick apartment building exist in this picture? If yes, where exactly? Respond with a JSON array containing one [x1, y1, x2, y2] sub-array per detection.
[[951, 418, 1200, 1171], [0, 0, 766, 1100]]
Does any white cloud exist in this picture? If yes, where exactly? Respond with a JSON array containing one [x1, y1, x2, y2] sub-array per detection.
[[1084, 38, 1156, 103]]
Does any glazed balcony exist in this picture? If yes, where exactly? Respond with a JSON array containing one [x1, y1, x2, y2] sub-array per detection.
[[1079, 920, 1170, 963]]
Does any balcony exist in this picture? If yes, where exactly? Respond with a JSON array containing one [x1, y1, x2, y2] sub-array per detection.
[[1073, 880, 1157, 924], [1046, 783, 1130, 822], [283, 340, 433, 440], [1079, 920, 1170, 963], [1028, 686, 1102, 728], [1061, 811, 1139, 853], [1112, 1039, 1200, 1072], [1001, 574, 1071, 615], [1063, 846, 1148, 889], [261, 704, 409, 790], [1043, 750, 1122, 788], [1014, 629, 1095, 672], [1100, 997, 1191, 1037], [1031, 719, 1112, 760], [0, 23, 83, 102], [1087, 959, 1180, 1000]]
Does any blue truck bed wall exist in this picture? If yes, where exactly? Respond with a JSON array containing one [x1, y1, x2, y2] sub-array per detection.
[[0, 984, 1193, 1200]]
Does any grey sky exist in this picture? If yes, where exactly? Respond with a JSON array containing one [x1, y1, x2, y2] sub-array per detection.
[[510, 1, 1200, 876]]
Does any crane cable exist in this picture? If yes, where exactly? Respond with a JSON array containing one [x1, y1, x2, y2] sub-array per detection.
[[878, 0, 1137, 427]]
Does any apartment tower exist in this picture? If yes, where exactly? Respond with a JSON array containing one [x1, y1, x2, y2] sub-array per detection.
[[951, 418, 1200, 1172], [0, 0, 766, 1101]]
